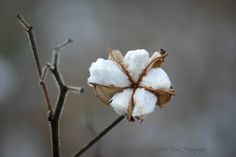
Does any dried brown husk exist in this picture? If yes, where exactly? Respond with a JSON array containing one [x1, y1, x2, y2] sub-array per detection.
[[140, 85, 175, 108], [146, 49, 168, 72], [108, 49, 134, 84], [127, 89, 135, 121], [89, 83, 125, 105], [108, 49, 123, 64]]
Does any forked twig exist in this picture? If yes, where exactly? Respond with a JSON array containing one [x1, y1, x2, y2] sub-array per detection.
[[17, 14, 83, 157], [17, 14, 124, 157]]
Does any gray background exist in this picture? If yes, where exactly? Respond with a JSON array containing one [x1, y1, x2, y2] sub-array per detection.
[[0, 0, 236, 156]]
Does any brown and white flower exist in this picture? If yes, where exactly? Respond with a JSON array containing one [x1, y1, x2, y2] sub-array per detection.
[[88, 49, 175, 121]]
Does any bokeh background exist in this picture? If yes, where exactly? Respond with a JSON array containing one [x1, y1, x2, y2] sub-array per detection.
[[0, 0, 236, 157]]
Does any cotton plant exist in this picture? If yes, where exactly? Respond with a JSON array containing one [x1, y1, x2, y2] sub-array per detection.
[[18, 13, 177, 157], [88, 48, 175, 121]]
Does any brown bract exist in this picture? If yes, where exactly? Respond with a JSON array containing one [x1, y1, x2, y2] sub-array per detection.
[[90, 49, 175, 121]]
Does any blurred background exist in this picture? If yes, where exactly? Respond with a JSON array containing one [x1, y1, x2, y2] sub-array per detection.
[[0, 0, 236, 156]]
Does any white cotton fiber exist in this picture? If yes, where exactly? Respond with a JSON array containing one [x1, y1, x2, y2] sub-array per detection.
[[88, 58, 130, 87], [141, 68, 171, 89], [123, 49, 149, 82], [132, 88, 157, 119], [110, 89, 133, 115]]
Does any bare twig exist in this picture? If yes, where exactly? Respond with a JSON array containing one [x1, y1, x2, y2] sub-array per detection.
[[17, 14, 125, 157], [16, 14, 53, 112], [73, 115, 125, 157], [46, 39, 69, 157], [47, 39, 84, 157], [16, 14, 83, 157], [50, 39, 74, 121], [41, 65, 50, 82]]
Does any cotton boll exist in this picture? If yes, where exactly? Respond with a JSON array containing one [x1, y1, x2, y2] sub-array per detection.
[[88, 58, 130, 87], [141, 68, 171, 89], [123, 49, 149, 82], [132, 88, 157, 119], [110, 89, 133, 115]]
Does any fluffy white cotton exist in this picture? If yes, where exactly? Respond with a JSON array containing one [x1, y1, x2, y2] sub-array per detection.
[[110, 89, 133, 115], [132, 88, 157, 119], [123, 49, 149, 82], [88, 58, 130, 87], [141, 68, 171, 89]]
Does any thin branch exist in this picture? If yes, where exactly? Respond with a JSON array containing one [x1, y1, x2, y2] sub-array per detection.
[[48, 39, 75, 157], [16, 14, 53, 112], [67, 86, 84, 94], [47, 39, 83, 157], [50, 43, 70, 119], [17, 14, 82, 157], [17, 14, 124, 157], [73, 115, 125, 157], [41, 65, 50, 83], [83, 111, 102, 157]]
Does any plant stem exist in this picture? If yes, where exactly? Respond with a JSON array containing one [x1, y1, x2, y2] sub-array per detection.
[[73, 115, 125, 157], [16, 14, 73, 157], [50, 120, 59, 157], [16, 14, 53, 112], [17, 13, 123, 157]]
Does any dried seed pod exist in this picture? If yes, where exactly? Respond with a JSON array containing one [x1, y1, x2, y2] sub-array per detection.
[[88, 49, 175, 121]]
